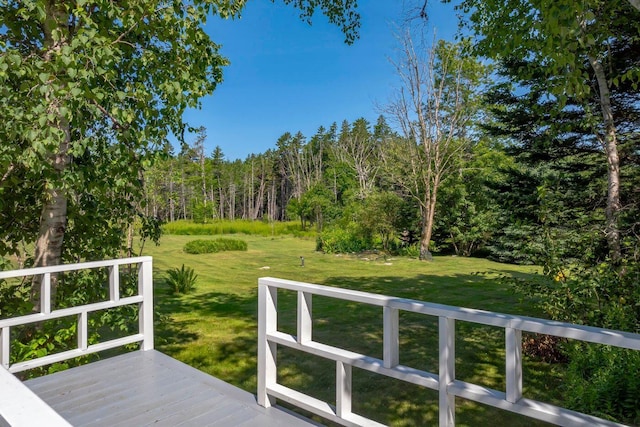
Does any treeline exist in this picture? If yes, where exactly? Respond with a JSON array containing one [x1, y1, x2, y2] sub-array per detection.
[[143, 115, 504, 257]]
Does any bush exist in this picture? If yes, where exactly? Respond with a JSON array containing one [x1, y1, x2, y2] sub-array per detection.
[[165, 265, 198, 294], [183, 238, 248, 254], [317, 227, 372, 254], [565, 345, 640, 425], [398, 244, 420, 258]]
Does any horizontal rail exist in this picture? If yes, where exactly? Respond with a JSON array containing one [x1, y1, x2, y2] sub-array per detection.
[[0, 296, 143, 329], [0, 366, 71, 426], [257, 277, 639, 427], [8, 334, 145, 374], [0, 256, 152, 280], [258, 277, 640, 350], [269, 331, 440, 389]]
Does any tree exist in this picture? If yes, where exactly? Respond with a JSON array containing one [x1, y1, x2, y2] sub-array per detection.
[[451, 0, 640, 262], [384, 34, 487, 260], [333, 118, 380, 199], [0, 0, 360, 278]]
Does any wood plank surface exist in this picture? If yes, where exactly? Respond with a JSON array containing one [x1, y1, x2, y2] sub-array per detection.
[[24, 350, 319, 427]]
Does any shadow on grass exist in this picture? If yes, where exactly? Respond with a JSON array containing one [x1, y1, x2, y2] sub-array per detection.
[[154, 271, 562, 426]]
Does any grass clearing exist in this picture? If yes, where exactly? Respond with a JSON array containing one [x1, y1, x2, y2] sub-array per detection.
[[145, 234, 563, 426]]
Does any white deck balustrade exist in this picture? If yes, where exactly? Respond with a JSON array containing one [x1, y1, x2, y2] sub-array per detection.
[[257, 277, 640, 427]]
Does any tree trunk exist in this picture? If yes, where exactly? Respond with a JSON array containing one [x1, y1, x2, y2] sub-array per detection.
[[31, 2, 72, 308], [589, 55, 622, 263], [419, 192, 437, 261], [419, 217, 433, 261]]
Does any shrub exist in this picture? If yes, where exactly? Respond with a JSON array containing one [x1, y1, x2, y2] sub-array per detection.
[[183, 238, 248, 254], [398, 243, 420, 258], [165, 265, 198, 294], [565, 345, 640, 425], [317, 227, 371, 254]]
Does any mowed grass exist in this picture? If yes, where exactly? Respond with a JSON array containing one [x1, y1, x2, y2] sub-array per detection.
[[144, 235, 564, 426]]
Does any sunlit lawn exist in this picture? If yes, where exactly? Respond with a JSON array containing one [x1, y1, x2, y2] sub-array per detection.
[[144, 234, 564, 426]]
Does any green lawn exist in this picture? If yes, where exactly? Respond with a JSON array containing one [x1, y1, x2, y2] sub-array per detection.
[[144, 234, 564, 426]]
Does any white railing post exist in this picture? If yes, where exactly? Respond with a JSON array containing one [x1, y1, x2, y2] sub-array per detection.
[[41, 273, 52, 314], [258, 281, 277, 407], [506, 327, 523, 403], [383, 307, 399, 368], [439, 317, 455, 427], [138, 259, 154, 350], [109, 265, 120, 301], [1, 326, 9, 369], [336, 361, 352, 419], [78, 312, 88, 351], [297, 291, 312, 343]]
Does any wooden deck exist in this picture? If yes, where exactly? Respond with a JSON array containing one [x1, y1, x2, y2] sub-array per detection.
[[23, 350, 319, 426]]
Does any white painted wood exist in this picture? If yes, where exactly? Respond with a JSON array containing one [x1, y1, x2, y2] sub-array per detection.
[[138, 259, 154, 350], [24, 350, 316, 427], [438, 317, 455, 427], [42, 273, 51, 314], [0, 366, 70, 426], [9, 334, 145, 373], [78, 312, 88, 351], [0, 295, 144, 329], [268, 331, 439, 389], [0, 328, 8, 369], [297, 291, 312, 343], [109, 264, 120, 301], [336, 361, 352, 418], [505, 327, 522, 403], [259, 278, 640, 350], [2, 258, 152, 375], [258, 281, 278, 407], [449, 380, 627, 427], [383, 307, 399, 368], [259, 278, 640, 427], [0, 256, 152, 280], [509, 316, 640, 350], [259, 277, 392, 306], [268, 383, 386, 427]]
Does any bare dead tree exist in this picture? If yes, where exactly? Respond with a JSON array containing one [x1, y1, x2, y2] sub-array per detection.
[[384, 30, 483, 260]]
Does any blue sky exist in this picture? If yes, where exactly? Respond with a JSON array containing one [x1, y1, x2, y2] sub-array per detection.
[[181, 0, 460, 160]]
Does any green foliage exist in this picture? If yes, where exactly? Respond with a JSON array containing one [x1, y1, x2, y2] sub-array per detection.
[[358, 191, 404, 252], [137, 214, 164, 256], [0, 0, 361, 266], [183, 238, 247, 254], [317, 224, 372, 254], [146, 235, 553, 426], [565, 345, 640, 425], [507, 260, 640, 424], [7, 269, 140, 378], [165, 264, 198, 294], [192, 201, 214, 224], [0, 278, 33, 318], [163, 219, 313, 237]]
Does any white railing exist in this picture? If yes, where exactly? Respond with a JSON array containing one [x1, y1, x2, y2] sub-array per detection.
[[0, 257, 154, 373], [257, 277, 640, 427]]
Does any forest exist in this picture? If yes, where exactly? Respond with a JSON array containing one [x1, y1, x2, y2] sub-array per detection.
[[1, 0, 639, 424]]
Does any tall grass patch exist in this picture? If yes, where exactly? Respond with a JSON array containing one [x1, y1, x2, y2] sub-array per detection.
[[184, 238, 248, 254], [163, 219, 314, 237]]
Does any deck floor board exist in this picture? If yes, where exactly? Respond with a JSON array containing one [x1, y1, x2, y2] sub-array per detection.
[[24, 350, 319, 426]]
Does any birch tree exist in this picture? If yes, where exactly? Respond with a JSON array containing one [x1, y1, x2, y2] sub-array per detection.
[[0, 0, 359, 278]]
